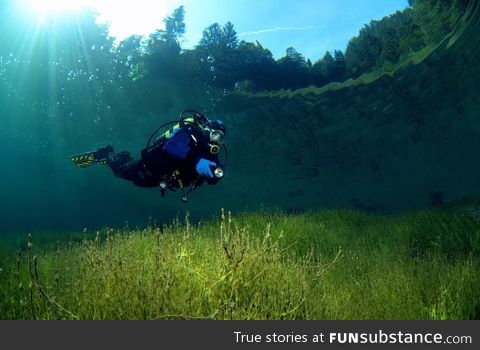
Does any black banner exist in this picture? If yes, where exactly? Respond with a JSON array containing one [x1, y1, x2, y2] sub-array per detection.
[[0, 321, 477, 350]]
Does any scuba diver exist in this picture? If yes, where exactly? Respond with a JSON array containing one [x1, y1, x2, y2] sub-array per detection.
[[70, 110, 226, 202]]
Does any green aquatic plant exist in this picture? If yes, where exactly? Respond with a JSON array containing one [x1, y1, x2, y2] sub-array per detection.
[[1, 208, 479, 320]]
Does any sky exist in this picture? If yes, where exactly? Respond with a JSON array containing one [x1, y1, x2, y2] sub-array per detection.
[[20, 0, 410, 61]]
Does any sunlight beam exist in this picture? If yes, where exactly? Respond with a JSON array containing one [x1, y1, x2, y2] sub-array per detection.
[[21, 0, 93, 13], [18, 0, 177, 41]]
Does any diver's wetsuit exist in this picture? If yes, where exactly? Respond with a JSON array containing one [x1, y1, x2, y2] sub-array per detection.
[[107, 123, 221, 188]]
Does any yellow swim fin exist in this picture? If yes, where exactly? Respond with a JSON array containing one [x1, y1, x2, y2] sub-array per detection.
[[70, 145, 113, 168]]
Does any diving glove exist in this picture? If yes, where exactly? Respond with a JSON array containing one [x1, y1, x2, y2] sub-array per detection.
[[195, 159, 216, 178]]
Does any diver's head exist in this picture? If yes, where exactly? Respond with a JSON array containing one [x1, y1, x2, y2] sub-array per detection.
[[205, 119, 226, 143]]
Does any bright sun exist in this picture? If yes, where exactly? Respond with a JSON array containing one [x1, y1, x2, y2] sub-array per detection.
[[24, 0, 94, 13], [20, 0, 175, 41]]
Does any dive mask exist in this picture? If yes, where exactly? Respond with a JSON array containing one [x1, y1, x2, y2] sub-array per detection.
[[209, 129, 224, 143]]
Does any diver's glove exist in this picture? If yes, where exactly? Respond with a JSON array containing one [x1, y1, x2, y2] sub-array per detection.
[[196, 159, 216, 178]]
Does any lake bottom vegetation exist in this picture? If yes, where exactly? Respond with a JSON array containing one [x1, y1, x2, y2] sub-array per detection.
[[1, 208, 479, 320]]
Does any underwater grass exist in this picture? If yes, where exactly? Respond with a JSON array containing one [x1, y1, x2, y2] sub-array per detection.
[[0, 208, 479, 320]]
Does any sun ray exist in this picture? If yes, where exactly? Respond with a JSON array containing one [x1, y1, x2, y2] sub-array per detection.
[[17, 0, 176, 41], [21, 0, 93, 13]]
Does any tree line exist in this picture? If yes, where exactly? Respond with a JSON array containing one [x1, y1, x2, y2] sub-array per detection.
[[130, 0, 469, 91], [0, 0, 470, 96]]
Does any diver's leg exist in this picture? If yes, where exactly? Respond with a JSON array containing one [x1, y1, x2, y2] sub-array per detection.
[[93, 145, 114, 161], [107, 151, 139, 180], [107, 152, 157, 187]]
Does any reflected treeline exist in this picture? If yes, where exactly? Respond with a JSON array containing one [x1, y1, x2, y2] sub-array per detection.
[[0, 0, 470, 97]]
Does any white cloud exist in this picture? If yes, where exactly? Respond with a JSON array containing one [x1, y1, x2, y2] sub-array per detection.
[[238, 25, 318, 37]]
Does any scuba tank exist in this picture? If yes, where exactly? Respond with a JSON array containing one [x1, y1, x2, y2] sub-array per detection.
[[144, 110, 208, 151]]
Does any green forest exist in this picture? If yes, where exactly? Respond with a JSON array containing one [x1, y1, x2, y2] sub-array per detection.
[[0, 0, 470, 97]]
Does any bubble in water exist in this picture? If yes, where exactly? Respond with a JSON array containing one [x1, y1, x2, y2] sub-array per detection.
[[210, 66, 215, 72], [91, 45, 96, 50], [200, 58, 205, 63], [207, 55, 215, 63]]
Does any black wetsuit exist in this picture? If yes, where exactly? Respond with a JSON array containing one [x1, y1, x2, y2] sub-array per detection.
[[107, 124, 221, 188]]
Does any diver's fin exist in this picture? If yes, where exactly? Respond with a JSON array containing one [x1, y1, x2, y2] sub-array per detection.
[[69, 151, 106, 168], [70, 145, 113, 168]]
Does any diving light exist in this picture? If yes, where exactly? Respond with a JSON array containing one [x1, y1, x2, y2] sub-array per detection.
[[214, 167, 224, 178]]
